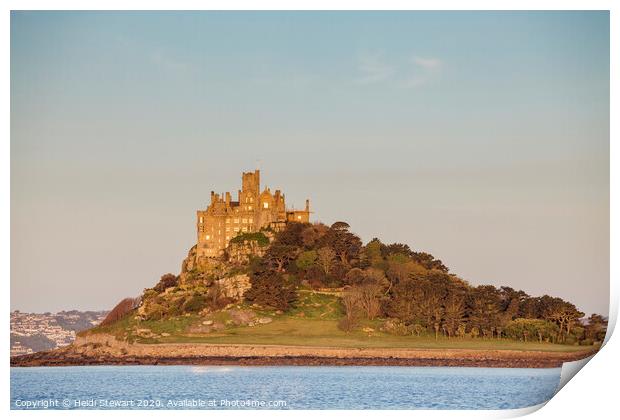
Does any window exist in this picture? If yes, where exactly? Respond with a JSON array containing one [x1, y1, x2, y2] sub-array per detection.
[[250, 197, 253, 203], [263, 202, 269, 209], [242, 227, 247, 232], [297, 215, 302, 220], [248, 206, 253, 211], [205, 235, 210, 240], [234, 218, 239, 224], [242, 218, 247, 224], [226, 227, 230, 232], [226, 219, 230, 224], [249, 218, 253, 224], [226, 236, 230, 240], [199, 216, 204, 223], [234, 227, 239, 232]]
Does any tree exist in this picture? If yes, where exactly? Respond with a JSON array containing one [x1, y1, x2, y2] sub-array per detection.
[[584, 314, 607, 342], [341, 288, 361, 322], [316, 247, 336, 275], [350, 268, 389, 320], [296, 250, 317, 271], [443, 294, 465, 338], [153, 273, 179, 293], [385, 277, 423, 324], [322, 222, 362, 265], [504, 318, 559, 343], [100, 297, 141, 326], [411, 251, 449, 273], [467, 285, 502, 336], [245, 271, 298, 311], [264, 244, 299, 272], [542, 296, 584, 342]]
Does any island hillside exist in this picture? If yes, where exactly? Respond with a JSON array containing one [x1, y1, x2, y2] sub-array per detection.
[[91, 221, 605, 348], [12, 221, 605, 367]]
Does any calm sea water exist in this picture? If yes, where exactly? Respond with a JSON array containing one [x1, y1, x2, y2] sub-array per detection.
[[11, 365, 560, 410]]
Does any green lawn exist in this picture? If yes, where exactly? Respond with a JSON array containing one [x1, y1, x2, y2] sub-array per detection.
[[153, 317, 589, 352]]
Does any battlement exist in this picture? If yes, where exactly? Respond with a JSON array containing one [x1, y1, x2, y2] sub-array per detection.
[[196, 170, 310, 258]]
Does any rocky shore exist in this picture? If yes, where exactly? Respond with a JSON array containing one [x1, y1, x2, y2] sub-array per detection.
[[10, 334, 597, 368]]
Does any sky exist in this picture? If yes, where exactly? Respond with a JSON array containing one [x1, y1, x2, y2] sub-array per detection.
[[11, 11, 609, 316]]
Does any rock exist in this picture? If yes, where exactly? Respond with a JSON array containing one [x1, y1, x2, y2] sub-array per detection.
[[202, 320, 214, 326], [226, 235, 273, 264], [257, 317, 273, 325], [216, 274, 251, 301], [161, 333, 171, 337], [228, 309, 257, 326]]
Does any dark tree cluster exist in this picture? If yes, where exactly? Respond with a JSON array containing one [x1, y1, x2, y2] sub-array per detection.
[[244, 221, 599, 345]]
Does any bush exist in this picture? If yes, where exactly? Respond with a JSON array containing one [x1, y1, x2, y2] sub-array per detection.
[[144, 303, 165, 321], [338, 317, 358, 332], [182, 294, 208, 313], [230, 232, 270, 247], [504, 318, 559, 342], [100, 297, 140, 326], [244, 271, 298, 311], [153, 273, 179, 293]]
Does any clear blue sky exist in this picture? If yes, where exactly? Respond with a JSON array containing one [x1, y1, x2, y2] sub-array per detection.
[[11, 11, 609, 315]]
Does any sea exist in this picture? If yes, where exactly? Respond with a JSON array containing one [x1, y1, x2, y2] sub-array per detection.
[[10, 365, 560, 410]]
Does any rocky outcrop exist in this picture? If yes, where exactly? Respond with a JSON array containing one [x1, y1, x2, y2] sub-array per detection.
[[226, 238, 270, 264], [215, 274, 251, 300]]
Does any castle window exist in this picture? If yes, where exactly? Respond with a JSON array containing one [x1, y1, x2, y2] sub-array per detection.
[[249, 218, 253, 224], [242, 218, 247, 224], [297, 215, 302, 220], [250, 197, 253, 203], [226, 219, 230, 224], [199, 216, 204, 223], [234, 218, 239, 224], [205, 235, 210, 240], [234, 227, 239, 232], [263, 202, 269, 209], [242, 227, 247, 232], [248, 206, 253, 211]]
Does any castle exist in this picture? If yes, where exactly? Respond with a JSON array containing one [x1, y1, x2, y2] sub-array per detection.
[[196, 170, 310, 258]]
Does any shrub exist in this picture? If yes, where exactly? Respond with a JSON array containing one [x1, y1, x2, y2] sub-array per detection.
[[182, 294, 208, 313], [230, 232, 270, 247], [153, 273, 179, 293], [100, 297, 141, 326], [338, 317, 358, 332], [244, 271, 298, 311]]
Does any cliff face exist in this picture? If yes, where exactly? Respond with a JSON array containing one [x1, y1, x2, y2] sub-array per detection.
[[227, 239, 269, 264], [133, 236, 268, 322]]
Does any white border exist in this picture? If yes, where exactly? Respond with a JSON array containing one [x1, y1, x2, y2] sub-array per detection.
[[3, 2, 617, 420]]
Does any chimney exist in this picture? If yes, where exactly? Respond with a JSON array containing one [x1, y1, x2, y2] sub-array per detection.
[[225, 192, 231, 207], [305, 199, 310, 212], [210, 191, 215, 204]]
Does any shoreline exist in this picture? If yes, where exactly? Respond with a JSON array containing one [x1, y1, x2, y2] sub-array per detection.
[[11, 338, 597, 368]]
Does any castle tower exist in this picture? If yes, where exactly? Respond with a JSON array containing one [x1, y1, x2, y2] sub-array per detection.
[[241, 170, 260, 195]]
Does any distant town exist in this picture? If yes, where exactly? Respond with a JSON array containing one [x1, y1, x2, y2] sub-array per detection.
[[10, 310, 108, 356]]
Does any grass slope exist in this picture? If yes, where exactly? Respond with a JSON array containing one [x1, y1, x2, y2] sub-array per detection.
[[88, 290, 591, 353]]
